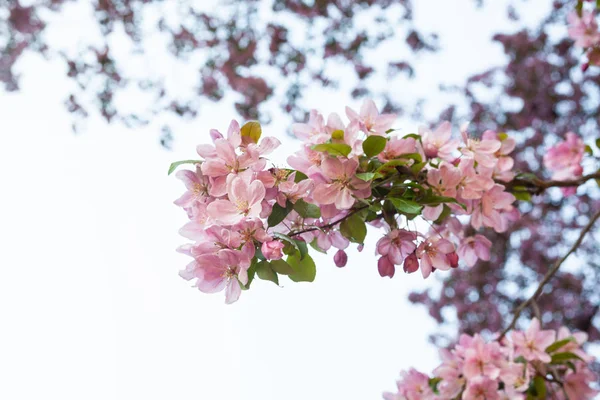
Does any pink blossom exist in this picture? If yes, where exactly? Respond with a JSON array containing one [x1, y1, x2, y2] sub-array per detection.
[[311, 158, 371, 209], [173, 166, 211, 208], [457, 158, 495, 200], [567, 11, 600, 48], [395, 368, 436, 400], [564, 370, 599, 400], [457, 235, 492, 267], [403, 252, 419, 274], [482, 130, 516, 181], [462, 335, 502, 379], [291, 109, 327, 142], [419, 121, 459, 160], [463, 376, 500, 400], [378, 137, 417, 162], [207, 175, 266, 225], [185, 248, 251, 304], [543, 132, 585, 172], [416, 238, 455, 278], [511, 318, 556, 363], [277, 174, 313, 206], [376, 229, 417, 265], [471, 185, 516, 232], [345, 99, 396, 136], [234, 218, 271, 244], [460, 127, 502, 168], [261, 240, 284, 260], [334, 250, 348, 267]]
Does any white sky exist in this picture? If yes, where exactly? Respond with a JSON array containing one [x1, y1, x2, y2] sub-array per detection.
[[0, 1, 552, 399]]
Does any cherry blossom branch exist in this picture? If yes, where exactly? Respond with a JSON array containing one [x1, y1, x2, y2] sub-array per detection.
[[499, 208, 600, 339], [288, 205, 369, 237], [502, 171, 600, 195]]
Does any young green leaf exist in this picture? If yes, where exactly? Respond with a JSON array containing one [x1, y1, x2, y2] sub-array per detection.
[[294, 239, 309, 260], [340, 213, 367, 243], [287, 253, 316, 282], [362, 135, 387, 157], [389, 198, 423, 215], [545, 337, 576, 353], [331, 129, 344, 140], [312, 143, 352, 157], [240, 121, 262, 143], [167, 160, 202, 175], [268, 201, 293, 227], [270, 259, 295, 275], [293, 199, 321, 219], [356, 172, 383, 181], [255, 261, 279, 285]]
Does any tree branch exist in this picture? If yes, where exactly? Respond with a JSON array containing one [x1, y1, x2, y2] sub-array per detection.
[[499, 208, 600, 339], [288, 205, 369, 237], [502, 171, 600, 195]]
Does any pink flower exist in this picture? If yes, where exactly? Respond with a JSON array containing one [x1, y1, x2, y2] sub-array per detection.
[[564, 370, 599, 400], [345, 99, 396, 136], [463, 376, 500, 400], [568, 11, 600, 48], [291, 109, 328, 142], [416, 238, 455, 278], [394, 368, 436, 400], [334, 250, 348, 267], [376, 229, 417, 265], [511, 318, 556, 363], [419, 121, 459, 160], [311, 158, 371, 209], [207, 175, 266, 225], [460, 127, 502, 168], [261, 240, 285, 260], [471, 185, 516, 233], [462, 335, 502, 379], [543, 132, 585, 172], [457, 158, 495, 200], [234, 218, 271, 244], [457, 235, 492, 267], [482, 130, 516, 181], [185, 248, 251, 304], [173, 166, 211, 208], [378, 137, 417, 162], [277, 173, 313, 206]]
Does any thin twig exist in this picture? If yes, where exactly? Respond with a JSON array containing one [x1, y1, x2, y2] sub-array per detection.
[[288, 205, 368, 237], [498, 208, 600, 339]]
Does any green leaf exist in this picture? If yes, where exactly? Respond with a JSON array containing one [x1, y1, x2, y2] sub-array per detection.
[[340, 213, 367, 243], [287, 253, 316, 282], [167, 160, 202, 175], [498, 132, 508, 141], [550, 352, 583, 364], [294, 239, 308, 260], [514, 191, 532, 202], [389, 198, 423, 215], [331, 129, 344, 140], [402, 152, 423, 163], [595, 138, 600, 149], [268, 201, 293, 227], [433, 204, 452, 225], [241, 258, 258, 290], [516, 172, 538, 181], [402, 133, 422, 141], [376, 159, 410, 174], [356, 172, 383, 181], [545, 337, 576, 353], [293, 170, 308, 182], [410, 161, 427, 174], [255, 261, 279, 285], [532, 376, 546, 399], [362, 135, 387, 157], [428, 377, 442, 394], [584, 144, 593, 155], [293, 199, 321, 219], [420, 194, 466, 210], [240, 121, 262, 143], [270, 259, 295, 275], [312, 143, 352, 157]]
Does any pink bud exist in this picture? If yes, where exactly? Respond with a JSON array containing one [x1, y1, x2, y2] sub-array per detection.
[[261, 240, 284, 260], [446, 252, 459, 268], [378, 256, 395, 278], [403, 252, 419, 274], [357, 244, 364, 252], [334, 250, 348, 268]]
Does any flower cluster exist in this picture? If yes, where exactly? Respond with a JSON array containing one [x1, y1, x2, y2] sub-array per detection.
[[543, 132, 585, 196], [383, 319, 598, 400], [172, 100, 526, 302], [568, 9, 600, 68]]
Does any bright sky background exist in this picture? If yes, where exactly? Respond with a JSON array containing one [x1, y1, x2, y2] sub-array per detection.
[[0, 1, 551, 399]]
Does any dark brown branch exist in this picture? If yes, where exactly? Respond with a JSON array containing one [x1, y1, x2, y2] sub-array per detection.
[[502, 171, 600, 195], [499, 208, 600, 339], [288, 205, 368, 237]]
